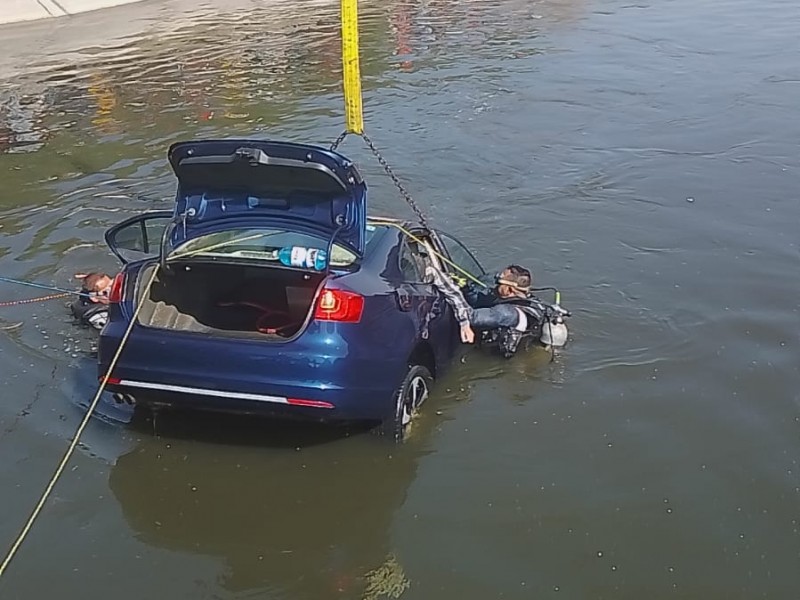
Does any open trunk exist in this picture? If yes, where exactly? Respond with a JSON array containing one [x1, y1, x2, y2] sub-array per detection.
[[135, 262, 326, 339]]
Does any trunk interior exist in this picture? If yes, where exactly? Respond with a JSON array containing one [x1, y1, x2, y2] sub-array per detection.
[[136, 262, 325, 339]]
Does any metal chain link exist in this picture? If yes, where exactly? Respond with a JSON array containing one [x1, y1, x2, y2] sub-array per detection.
[[359, 132, 430, 229], [329, 130, 350, 152], [329, 130, 430, 229]]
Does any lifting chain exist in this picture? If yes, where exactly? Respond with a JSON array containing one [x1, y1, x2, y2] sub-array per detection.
[[330, 131, 430, 229], [330, 130, 349, 153]]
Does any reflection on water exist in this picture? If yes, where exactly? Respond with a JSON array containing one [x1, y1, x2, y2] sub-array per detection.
[[0, 91, 47, 154], [0, 0, 584, 157], [109, 411, 430, 598], [1, 0, 800, 598]]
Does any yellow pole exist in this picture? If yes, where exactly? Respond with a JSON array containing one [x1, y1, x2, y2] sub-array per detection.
[[340, 0, 364, 134]]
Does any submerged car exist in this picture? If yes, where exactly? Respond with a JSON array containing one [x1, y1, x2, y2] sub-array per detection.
[[98, 138, 490, 440]]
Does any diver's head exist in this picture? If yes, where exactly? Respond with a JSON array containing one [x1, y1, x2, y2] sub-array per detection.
[[496, 264, 531, 299], [75, 272, 113, 301]]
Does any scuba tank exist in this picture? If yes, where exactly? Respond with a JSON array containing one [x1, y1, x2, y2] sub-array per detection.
[[481, 296, 571, 358], [540, 305, 570, 348], [523, 290, 570, 349]]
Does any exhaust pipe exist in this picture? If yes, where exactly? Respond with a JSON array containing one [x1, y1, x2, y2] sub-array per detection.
[[112, 392, 136, 405]]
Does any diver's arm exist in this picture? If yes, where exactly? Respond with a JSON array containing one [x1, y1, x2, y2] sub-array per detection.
[[424, 265, 475, 343]]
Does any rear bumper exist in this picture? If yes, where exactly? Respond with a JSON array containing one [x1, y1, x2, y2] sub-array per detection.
[[105, 381, 352, 422], [106, 378, 362, 420], [98, 321, 408, 422]]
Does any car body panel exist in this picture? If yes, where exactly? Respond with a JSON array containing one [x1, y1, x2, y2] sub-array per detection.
[[100, 223, 466, 422]]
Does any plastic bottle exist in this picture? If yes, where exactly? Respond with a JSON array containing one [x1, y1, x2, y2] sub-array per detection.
[[278, 246, 328, 270]]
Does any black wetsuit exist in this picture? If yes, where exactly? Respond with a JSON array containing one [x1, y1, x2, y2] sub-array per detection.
[[70, 288, 109, 330], [426, 267, 547, 358], [462, 274, 547, 357]]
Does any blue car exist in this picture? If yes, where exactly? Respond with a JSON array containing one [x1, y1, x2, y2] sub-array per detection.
[[98, 139, 488, 440]]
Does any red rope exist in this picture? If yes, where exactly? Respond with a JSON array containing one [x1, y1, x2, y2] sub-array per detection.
[[0, 292, 71, 307]]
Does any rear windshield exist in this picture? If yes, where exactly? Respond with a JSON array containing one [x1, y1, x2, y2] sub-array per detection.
[[169, 225, 385, 267]]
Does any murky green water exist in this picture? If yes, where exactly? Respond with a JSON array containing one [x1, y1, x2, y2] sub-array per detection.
[[1, 0, 798, 598]]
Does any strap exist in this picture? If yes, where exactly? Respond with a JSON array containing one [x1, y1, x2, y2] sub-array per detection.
[[495, 278, 530, 294]]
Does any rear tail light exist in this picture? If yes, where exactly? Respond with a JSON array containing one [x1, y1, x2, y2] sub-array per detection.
[[314, 289, 364, 323], [108, 272, 125, 303]]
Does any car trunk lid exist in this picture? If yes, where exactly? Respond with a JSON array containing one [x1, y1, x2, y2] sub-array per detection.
[[164, 139, 367, 261]]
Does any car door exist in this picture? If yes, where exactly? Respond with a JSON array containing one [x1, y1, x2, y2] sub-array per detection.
[[396, 237, 441, 331], [104, 211, 174, 265], [428, 230, 492, 360], [394, 234, 464, 368]]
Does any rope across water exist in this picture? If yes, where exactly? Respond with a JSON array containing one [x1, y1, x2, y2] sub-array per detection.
[[0, 264, 162, 579], [0, 292, 71, 307]]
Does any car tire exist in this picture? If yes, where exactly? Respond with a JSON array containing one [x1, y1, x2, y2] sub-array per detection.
[[380, 364, 432, 443]]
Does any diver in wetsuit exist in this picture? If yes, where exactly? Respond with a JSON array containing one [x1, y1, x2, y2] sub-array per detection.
[[70, 272, 113, 330], [426, 264, 545, 357]]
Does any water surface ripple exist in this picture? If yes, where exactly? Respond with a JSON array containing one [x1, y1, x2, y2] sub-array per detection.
[[0, 0, 798, 598]]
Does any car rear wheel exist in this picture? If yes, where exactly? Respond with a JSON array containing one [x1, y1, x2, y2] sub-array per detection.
[[380, 364, 432, 443]]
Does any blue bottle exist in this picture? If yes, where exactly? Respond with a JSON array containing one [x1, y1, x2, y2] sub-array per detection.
[[278, 246, 327, 270]]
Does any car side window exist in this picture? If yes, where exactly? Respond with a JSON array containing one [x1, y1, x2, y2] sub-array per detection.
[[105, 212, 173, 264], [398, 238, 433, 282], [437, 232, 485, 278]]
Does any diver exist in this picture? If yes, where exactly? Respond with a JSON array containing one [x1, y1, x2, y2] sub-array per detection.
[[426, 263, 568, 358], [70, 272, 113, 330]]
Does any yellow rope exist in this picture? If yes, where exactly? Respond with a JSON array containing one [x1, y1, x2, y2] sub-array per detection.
[[368, 218, 490, 289], [0, 263, 162, 578], [0, 226, 297, 576], [0, 223, 285, 576], [171, 219, 489, 291], [369, 219, 562, 305]]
